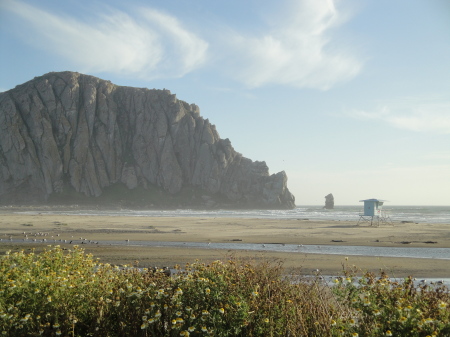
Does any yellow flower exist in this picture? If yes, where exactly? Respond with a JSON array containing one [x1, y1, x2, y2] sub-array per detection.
[[201, 326, 208, 332], [438, 301, 448, 309], [331, 320, 337, 326], [352, 333, 359, 337], [141, 323, 147, 329], [218, 308, 225, 314], [373, 309, 381, 316], [386, 331, 393, 336], [205, 288, 211, 295], [252, 291, 259, 297], [188, 326, 195, 332], [398, 316, 407, 323], [55, 330, 61, 336], [349, 318, 357, 326], [264, 318, 269, 323]]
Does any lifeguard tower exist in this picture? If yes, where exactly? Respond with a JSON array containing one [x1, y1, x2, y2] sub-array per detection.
[[357, 199, 392, 226]]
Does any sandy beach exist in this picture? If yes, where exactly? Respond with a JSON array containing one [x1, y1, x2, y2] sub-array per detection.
[[1, 211, 449, 278]]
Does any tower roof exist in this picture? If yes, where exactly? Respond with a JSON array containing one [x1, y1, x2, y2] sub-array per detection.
[[359, 199, 387, 202]]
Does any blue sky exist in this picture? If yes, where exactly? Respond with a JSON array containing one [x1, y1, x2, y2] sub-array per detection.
[[1, 0, 449, 205]]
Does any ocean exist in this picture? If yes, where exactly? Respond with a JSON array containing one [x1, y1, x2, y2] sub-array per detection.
[[14, 205, 450, 224]]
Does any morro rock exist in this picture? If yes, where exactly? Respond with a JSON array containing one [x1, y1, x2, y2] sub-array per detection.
[[0, 71, 295, 209]]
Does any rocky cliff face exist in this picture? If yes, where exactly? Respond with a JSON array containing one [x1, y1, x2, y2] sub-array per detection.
[[0, 71, 295, 209]]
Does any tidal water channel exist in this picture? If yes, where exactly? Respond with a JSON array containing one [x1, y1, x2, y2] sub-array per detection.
[[120, 241, 450, 259], [8, 239, 447, 260]]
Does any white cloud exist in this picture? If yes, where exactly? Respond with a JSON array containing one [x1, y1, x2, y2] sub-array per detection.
[[222, 0, 362, 89], [3, 0, 361, 89], [2, 1, 208, 79], [139, 8, 209, 77], [347, 100, 450, 134]]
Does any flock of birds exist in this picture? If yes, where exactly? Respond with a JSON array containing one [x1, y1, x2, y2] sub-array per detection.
[[1, 232, 104, 245], [3, 232, 310, 249]]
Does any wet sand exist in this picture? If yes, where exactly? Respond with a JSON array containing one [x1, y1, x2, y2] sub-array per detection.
[[1, 212, 449, 278]]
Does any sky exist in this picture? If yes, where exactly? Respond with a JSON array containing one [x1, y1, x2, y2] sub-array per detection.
[[1, 0, 449, 206]]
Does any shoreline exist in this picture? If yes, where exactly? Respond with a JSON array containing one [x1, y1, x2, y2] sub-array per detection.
[[1, 213, 449, 278]]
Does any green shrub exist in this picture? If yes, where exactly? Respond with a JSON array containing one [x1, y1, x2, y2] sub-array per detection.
[[0, 247, 448, 336], [332, 267, 450, 337]]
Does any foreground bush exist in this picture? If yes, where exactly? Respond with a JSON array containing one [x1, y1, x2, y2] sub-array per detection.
[[332, 267, 450, 337], [0, 246, 448, 336], [0, 246, 338, 336]]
